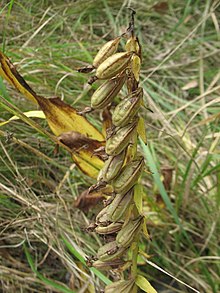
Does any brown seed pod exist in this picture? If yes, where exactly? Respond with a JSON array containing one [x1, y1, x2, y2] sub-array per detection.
[[95, 51, 134, 80], [112, 87, 143, 127], [105, 120, 137, 156], [91, 74, 126, 109], [97, 149, 126, 182], [113, 157, 145, 195], [93, 37, 121, 68]]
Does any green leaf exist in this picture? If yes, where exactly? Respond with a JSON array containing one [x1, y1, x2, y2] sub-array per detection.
[[23, 244, 76, 293], [135, 275, 157, 293], [61, 235, 112, 286]]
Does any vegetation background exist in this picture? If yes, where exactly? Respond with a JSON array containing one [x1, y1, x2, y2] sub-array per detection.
[[0, 0, 219, 292]]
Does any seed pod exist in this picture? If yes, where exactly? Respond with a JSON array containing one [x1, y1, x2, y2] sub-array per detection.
[[105, 279, 137, 293], [96, 205, 112, 224], [96, 52, 134, 80], [113, 157, 145, 195], [110, 188, 134, 222], [97, 149, 126, 182], [95, 221, 123, 235], [97, 241, 126, 261], [112, 87, 143, 127], [92, 259, 125, 270], [91, 74, 126, 109], [116, 216, 143, 248], [131, 55, 141, 82], [93, 37, 121, 68], [105, 121, 137, 156], [125, 35, 141, 57]]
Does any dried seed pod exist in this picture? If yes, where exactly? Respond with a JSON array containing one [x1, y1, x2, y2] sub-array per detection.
[[95, 51, 134, 80], [91, 74, 126, 109], [93, 37, 121, 68], [125, 35, 141, 57], [116, 216, 143, 248], [110, 188, 134, 222], [97, 149, 126, 182], [112, 87, 143, 127], [97, 241, 126, 261], [95, 221, 123, 235], [105, 279, 137, 293], [95, 189, 132, 226], [105, 121, 137, 156], [92, 259, 125, 270], [113, 157, 145, 195], [131, 55, 141, 82], [96, 205, 112, 224]]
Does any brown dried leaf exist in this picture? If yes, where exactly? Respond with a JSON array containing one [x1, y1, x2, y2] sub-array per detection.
[[74, 188, 104, 212]]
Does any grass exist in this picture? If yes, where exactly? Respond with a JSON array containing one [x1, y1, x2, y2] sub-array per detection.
[[0, 0, 220, 292]]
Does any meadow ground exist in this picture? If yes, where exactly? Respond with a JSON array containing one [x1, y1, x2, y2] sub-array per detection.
[[0, 0, 219, 292]]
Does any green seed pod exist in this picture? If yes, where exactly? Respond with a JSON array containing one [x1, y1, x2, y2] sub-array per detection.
[[105, 121, 137, 156], [91, 74, 126, 109], [97, 149, 126, 182], [116, 216, 143, 248], [95, 221, 123, 235], [96, 52, 134, 80], [113, 157, 145, 195], [93, 37, 121, 68], [112, 87, 143, 127], [97, 241, 126, 261]]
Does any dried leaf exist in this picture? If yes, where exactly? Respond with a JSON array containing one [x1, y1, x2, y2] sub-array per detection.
[[74, 188, 104, 212], [153, 2, 168, 14], [102, 107, 112, 138], [181, 80, 198, 91]]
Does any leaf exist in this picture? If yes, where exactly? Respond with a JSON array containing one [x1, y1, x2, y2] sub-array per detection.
[[134, 184, 143, 214], [137, 117, 147, 144], [135, 275, 157, 293], [181, 80, 198, 91], [74, 188, 104, 212], [0, 110, 46, 127], [0, 50, 105, 178], [36, 96, 104, 140], [61, 235, 112, 286], [0, 51, 38, 103], [23, 244, 76, 293]]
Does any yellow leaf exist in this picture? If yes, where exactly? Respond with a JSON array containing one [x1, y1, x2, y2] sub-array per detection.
[[0, 52, 38, 103], [137, 117, 147, 144], [0, 110, 46, 127], [36, 96, 104, 140], [135, 275, 157, 293], [0, 50, 105, 178]]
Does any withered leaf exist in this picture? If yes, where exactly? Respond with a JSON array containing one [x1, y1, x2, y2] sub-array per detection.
[[74, 188, 104, 212]]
